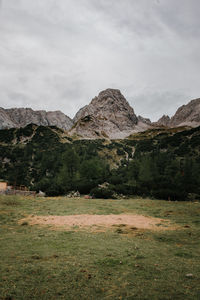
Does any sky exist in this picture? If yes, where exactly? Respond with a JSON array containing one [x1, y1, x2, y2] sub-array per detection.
[[0, 0, 199, 121]]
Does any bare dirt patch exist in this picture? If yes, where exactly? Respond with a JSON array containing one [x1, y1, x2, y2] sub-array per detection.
[[19, 214, 174, 231]]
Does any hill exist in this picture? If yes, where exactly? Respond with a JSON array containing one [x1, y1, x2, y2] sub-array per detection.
[[0, 124, 199, 200]]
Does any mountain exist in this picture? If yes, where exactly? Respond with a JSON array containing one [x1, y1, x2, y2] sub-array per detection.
[[170, 98, 200, 127], [155, 115, 171, 127], [0, 91, 200, 138], [0, 108, 73, 131], [70, 89, 151, 139], [154, 98, 200, 128]]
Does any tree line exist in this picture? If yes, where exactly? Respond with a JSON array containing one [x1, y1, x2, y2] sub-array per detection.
[[0, 124, 200, 200]]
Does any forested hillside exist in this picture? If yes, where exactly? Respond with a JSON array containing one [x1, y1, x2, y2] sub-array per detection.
[[0, 124, 200, 200]]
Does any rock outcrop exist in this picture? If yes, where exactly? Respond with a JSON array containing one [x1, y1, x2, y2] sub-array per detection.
[[70, 89, 140, 139], [0, 108, 17, 129], [137, 116, 151, 125], [0, 108, 73, 130], [170, 98, 200, 127], [155, 115, 171, 127]]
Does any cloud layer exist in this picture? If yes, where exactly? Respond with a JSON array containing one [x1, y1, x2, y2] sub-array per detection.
[[0, 0, 199, 121]]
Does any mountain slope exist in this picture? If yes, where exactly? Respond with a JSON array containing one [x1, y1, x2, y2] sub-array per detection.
[[0, 107, 73, 130], [170, 98, 200, 127], [70, 89, 151, 139], [154, 98, 200, 128]]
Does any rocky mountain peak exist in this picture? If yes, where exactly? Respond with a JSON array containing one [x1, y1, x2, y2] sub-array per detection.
[[156, 115, 171, 127], [170, 98, 200, 127], [71, 89, 139, 139], [91, 88, 131, 107], [74, 89, 137, 123]]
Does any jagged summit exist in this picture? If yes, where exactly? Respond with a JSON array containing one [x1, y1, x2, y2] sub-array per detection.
[[153, 98, 200, 128], [156, 115, 171, 127], [71, 88, 140, 139], [170, 98, 200, 127], [74, 89, 137, 124]]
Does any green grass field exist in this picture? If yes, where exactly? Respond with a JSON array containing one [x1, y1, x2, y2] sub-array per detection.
[[0, 195, 200, 300]]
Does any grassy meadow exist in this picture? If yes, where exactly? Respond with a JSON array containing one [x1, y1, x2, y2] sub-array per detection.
[[0, 195, 200, 300]]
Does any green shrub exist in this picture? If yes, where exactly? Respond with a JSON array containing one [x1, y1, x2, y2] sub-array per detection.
[[152, 189, 188, 201], [116, 148, 125, 156], [114, 184, 137, 196], [75, 180, 96, 194], [90, 187, 115, 199]]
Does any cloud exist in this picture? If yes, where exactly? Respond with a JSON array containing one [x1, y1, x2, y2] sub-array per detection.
[[0, 0, 199, 120]]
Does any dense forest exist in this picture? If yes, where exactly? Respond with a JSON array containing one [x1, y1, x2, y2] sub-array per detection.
[[0, 124, 200, 200]]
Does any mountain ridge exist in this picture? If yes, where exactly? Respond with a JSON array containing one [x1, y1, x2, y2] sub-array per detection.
[[0, 89, 200, 139], [0, 107, 73, 131]]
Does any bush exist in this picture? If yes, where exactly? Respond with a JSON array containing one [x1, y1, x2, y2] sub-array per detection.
[[152, 189, 188, 201], [75, 180, 96, 194], [117, 148, 125, 156], [114, 184, 137, 196], [45, 185, 65, 197], [90, 187, 115, 199]]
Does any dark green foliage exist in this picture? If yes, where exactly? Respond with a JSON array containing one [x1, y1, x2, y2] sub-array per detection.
[[135, 139, 154, 153], [0, 128, 16, 143], [90, 187, 115, 199], [30, 126, 60, 148], [190, 134, 200, 147], [0, 124, 200, 199], [16, 124, 34, 140], [74, 179, 96, 194], [113, 184, 137, 196], [152, 189, 188, 201], [116, 148, 125, 156]]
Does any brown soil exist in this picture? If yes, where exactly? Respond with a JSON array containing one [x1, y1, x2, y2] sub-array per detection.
[[19, 214, 173, 231]]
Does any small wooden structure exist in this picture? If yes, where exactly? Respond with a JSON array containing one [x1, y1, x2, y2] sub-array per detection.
[[0, 180, 36, 196], [12, 185, 28, 191], [0, 181, 7, 191]]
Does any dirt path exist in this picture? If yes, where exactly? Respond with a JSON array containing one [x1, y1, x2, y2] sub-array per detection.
[[19, 214, 173, 231]]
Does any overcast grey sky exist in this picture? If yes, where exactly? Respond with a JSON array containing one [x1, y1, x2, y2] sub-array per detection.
[[0, 0, 199, 121]]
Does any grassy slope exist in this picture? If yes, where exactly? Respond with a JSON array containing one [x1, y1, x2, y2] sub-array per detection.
[[0, 195, 200, 300]]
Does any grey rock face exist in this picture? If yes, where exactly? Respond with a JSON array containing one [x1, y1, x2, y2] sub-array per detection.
[[156, 115, 171, 127], [0, 108, 73, 130], [137, 115, 151, 125], [71, 88, 139, 139], [0, 108, 17, 129], [170, 98, 200, 127], [153, 98, 200, 128]]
